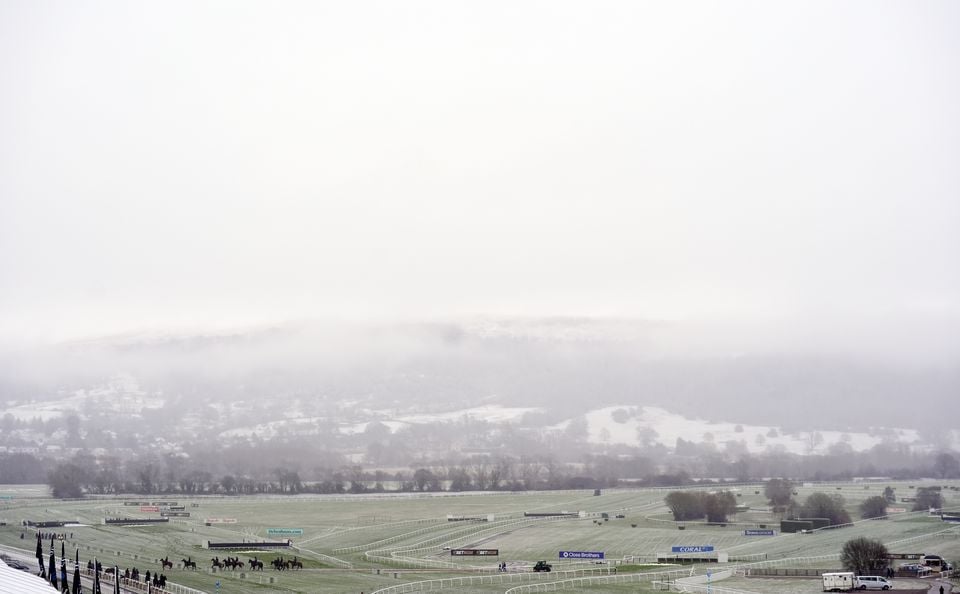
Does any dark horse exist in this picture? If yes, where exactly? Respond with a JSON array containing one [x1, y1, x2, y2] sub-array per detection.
[[247, 557, 263, 571], [211, 557, 224, 569], [160, 557, 173, 570], [181, 557, 196, 570]]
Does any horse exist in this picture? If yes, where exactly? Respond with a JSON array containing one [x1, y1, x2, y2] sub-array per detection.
[[289, 558, 302, 570], [247, 557, 263, 571], [181, 557, 196, 570], [272, 557, 286, 571], [211, 557, 224, 569], [160, 557, 173, 570]]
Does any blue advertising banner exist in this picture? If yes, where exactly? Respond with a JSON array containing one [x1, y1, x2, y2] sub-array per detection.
[[559, 551, 604, 559], [671, 546, 714, 553]]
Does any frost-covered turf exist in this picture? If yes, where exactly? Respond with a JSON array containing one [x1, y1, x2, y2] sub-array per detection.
[[0, 481, 957, 593]]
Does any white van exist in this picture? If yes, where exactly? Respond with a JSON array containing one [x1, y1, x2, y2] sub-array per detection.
[[855, 575, 892, 590], [822, 572, 855, 592]]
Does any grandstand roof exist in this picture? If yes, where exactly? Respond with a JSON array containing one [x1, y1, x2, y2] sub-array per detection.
[[0, 557, 60, 594]]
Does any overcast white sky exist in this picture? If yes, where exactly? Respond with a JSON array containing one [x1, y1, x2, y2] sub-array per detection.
[[1, 1, 958, 345]]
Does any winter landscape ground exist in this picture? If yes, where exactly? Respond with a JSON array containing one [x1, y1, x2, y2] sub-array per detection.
[[1, 480, 958, 593]]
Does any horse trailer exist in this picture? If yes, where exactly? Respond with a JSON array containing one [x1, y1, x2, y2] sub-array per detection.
[[822, 571, 855, 592]]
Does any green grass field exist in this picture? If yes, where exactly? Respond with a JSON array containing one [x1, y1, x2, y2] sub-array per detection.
[[1, 480, 958, 593]]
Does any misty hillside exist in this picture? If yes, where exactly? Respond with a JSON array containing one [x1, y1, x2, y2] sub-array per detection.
[[1, 318, 956, 438]]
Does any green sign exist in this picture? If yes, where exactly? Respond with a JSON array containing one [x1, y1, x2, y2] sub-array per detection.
[[267, 528, 303, 536]]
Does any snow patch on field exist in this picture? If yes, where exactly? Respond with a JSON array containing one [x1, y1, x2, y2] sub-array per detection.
[[396, 405, 539, 424], [337, 420, 410, 435], [219, 416, 327, 439], [220, 405, 536, 439], [579, 405, 923, 455]]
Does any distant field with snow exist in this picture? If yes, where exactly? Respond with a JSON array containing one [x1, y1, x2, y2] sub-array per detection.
[[4, 373, 957, 454], [577, 405, 926, 455]]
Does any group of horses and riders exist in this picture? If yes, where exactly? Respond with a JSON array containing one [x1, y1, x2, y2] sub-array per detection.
[[271, 555, 303, 570], [158, 553, 301, 574], [160, 555, 197, 569], [210, 556, 246, 570], [159, 556, 196, 570], [209, 554, 300, 571]]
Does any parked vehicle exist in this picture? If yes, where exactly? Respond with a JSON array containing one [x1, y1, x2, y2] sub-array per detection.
[[854, 575, 891, 590], [921, 554, 952, 570], [533, 560, 552, 572], [897, 563, 932, 577], [822, 571, 855, 592]]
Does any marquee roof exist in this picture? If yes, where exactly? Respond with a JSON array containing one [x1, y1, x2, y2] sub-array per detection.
[[0, 557, 60, 594]]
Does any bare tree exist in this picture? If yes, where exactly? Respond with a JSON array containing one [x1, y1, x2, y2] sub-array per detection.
[[841, 537, 888, 575], [933, 452, 959, 478]]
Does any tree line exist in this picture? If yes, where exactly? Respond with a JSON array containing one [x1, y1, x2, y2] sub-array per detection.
[[41, 454, 626, 498], [664, 478, 947, 527], [1, 445, 955, 499]]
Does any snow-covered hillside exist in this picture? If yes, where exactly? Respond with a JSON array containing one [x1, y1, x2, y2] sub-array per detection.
[[568, 405, 928, 455], [1, 374, 164, 421], [3, 372, 955, 455]]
